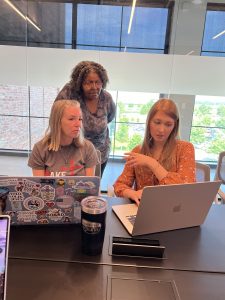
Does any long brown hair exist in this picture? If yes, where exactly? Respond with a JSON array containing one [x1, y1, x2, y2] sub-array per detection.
[[141, 98, 180, 170], [42, 100, 84, 151]]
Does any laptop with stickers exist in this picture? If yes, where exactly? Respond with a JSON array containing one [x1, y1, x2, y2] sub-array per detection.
[[0, 176, 100, 225], [0, 215, 10, 300]]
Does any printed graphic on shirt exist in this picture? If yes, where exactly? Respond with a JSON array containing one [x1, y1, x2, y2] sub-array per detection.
[[45, 160, 85, 177]]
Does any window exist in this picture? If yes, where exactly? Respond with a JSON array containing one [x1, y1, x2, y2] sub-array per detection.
[[77, 4, 169, 53], [109, 91, 159, 157], [190, 95, 225, 163], [0, 85, 57, 151], [201, 5, 225, 57]]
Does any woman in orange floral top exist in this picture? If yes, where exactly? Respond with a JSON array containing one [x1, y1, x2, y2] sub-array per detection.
[[113, 98, 196, 205]]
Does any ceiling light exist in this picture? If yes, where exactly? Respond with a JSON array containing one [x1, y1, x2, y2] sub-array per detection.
[[4, 0, 41, 32], [128, 0, 137, 34], [26, 16, 41, 31], [212, 29, 225, 40], [186, 50, 195, 55]]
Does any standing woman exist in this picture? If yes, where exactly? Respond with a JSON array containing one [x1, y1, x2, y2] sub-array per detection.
[[114, 98, 196, 205], [55, 61, 116, 176], [28, 100, 98, 176]]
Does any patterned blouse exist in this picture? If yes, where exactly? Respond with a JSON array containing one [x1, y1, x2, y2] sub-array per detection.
[[56, 85, 116, 163], [114, 140, 196, 197]]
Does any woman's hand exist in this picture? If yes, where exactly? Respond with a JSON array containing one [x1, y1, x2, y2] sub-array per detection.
[[124, 152, 155, 169], [123, 189, 143, 206], [124, 151, 168, 181], [32, 169, 45, 176]]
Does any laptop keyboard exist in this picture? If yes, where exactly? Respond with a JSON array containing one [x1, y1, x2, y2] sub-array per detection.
[[126, 214, 136, 225]]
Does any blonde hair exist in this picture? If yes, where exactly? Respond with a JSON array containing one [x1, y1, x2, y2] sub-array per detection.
[[141, 98, 180, 170], [42, 100, 84, 151]]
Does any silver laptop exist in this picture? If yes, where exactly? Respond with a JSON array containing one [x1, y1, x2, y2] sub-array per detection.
[[112, 181, 221, 236], [0, 215, 10, 300], [0, 176, 100, 225]]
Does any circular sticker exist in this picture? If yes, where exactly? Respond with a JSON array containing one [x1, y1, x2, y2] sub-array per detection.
[[23, 197, 45, 211], [56, 195, 73, 209], [37, 219, 49, 224]]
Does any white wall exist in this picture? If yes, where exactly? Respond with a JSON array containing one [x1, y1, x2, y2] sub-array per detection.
[[0, 45, 225, 97]]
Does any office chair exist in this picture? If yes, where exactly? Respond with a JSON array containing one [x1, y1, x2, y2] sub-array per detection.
[[195, 162, 221, 204], [95, 150, 101, 177], [195, 162, 211, 182], [214, 151, 225, 203], [94, 150, 115, 196]]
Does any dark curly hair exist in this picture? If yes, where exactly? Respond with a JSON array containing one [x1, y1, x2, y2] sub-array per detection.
[[69, 61, 109, 95]]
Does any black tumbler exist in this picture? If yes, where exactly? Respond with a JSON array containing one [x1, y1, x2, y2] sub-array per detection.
[[81, 196, 107, 255]]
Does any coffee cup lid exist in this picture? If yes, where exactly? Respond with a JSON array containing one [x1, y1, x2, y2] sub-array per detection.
[[81, 196, 107, 214]]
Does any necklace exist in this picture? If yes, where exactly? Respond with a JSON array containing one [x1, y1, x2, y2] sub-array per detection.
[[85, 98, 99, 114], [60, 145, 74, 165]]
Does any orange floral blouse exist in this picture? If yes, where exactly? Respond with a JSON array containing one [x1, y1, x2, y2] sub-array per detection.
[[113, 140, 196, 197]]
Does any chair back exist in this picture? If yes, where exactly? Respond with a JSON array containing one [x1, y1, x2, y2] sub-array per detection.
[[216, 151, 225, 183], [95, 150, 101, 177], [195, 162, 210, 182], [214, 151, 225, 203]]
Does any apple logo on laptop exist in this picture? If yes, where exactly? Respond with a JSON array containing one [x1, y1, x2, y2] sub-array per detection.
[[173, 204, 181, 213]]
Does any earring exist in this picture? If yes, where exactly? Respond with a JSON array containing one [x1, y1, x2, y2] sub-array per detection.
[[148, 136, 153, 144]]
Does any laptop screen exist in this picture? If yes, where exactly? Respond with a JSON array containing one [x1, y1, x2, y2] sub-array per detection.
[[0, 216, 10, 300]]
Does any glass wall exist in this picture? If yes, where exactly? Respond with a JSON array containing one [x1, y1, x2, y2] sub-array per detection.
[[1, 0, 225, 178], [190, 3, 225, 163], [0, 0, 171, 157]]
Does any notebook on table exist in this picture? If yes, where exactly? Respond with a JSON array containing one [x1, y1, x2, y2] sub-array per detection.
[[0, 176, 100, 225], [112, 181, 221, 236], [0, 215, 10, 300]]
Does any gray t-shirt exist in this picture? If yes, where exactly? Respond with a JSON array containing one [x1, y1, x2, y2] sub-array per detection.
[[28, 139, 98, 176]]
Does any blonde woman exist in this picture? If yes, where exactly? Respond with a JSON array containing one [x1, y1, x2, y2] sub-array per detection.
[[28, 100, 98, 176], [114, 98, 196, 205]]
